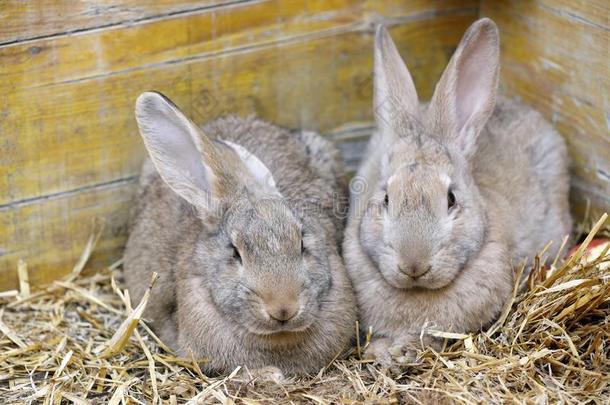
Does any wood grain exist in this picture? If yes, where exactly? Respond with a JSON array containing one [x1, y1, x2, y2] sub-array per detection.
[[480, 0, 610, 220], [0, 180, 136, 289], [6, 0, 605, 291], [0, 0, 477, 290], [0, 0, 236, 44], [0, 0, 476, 205]]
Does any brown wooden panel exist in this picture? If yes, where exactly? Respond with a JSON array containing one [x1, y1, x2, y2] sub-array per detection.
[[0, 0, 236, 44], [0, 0, 476, 206], [480, 0, 610, 220], [0, 0, 361, 207], [0, 180, 136, 289], [0, 1, 476, 289], [0, 0, 361, 92]]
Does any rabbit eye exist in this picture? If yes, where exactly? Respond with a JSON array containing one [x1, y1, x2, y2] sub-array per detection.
[[300, 230, 306, 254], [383, 193, 389, 208], [448, 190, 456, 211], [231, 244, 242, 264]]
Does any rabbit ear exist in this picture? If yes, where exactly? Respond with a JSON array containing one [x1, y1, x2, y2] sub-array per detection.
[[429, 18, 500, 159], [135, 92, 228, 212], [221, 140, 281, 197], [374, 25, 419, 134]]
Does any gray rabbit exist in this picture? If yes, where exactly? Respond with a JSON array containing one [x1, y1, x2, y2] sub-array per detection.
[[123, 92, 356, 375], [343, 19, 571, 364]]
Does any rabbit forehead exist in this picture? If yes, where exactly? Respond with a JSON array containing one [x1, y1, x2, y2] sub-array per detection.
[[228, 198, 301, 252], [388, 166, 447, 195], [386, 137, 453, 192], [387, 129, 450, 167], [386, 163, 451, 217]]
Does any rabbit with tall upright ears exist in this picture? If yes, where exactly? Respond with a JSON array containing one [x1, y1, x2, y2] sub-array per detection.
[[344, 19, 571, 364], [123, 92, 356, 375]]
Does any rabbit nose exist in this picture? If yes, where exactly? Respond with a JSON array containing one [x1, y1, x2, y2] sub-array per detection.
[[258, 286, 301, 322], [399, 264, 431, 279], [265, 301, 299, 322]]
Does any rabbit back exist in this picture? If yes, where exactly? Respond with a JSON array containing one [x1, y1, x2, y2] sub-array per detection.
[[123, 158, 195, 344], [473, 96, 572, 261]]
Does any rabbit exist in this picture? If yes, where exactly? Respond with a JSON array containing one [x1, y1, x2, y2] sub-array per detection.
[[123, 91, 356, 375], [343, 18, 571, 365]]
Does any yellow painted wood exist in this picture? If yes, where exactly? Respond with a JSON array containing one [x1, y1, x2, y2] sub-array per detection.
[[0, 0, 477, 290], [0, 0, 359, 92], [480, 0, 610, 220], [10, 0, 607, 290], [0, 0, 360, 206], [0, 182, 136, 289], [0, 0, 476, 205], [0, 0, 235, 43]]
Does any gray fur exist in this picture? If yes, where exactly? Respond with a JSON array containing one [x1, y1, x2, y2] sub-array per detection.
[[124, 92, 356, 375], [344, 19, 572, 364]]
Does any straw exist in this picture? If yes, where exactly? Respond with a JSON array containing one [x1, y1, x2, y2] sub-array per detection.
[[0, 215, 608, 403]]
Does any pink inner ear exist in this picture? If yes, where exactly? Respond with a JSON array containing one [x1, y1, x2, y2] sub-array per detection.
[[455, 33, 496, 132]]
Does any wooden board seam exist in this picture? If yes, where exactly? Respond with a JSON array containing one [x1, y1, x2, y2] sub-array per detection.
[[537, 4, 610, 31], [366, 6, 479, 28], [0, 176, 138, 212], [0, 0, 259, 47], [24, 6, 477, 90], [26, 20, 364, 88]]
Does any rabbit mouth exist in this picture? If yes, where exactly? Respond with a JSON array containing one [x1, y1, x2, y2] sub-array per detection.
[[258, 328, 308, 339], [380, 268, 434, 290], [378, 266, 417, 289], [247, 318, 313, 336], [251, 329, 311, 347]]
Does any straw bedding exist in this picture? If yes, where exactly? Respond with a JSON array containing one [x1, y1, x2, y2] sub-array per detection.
[[0, 215, 608, 404]]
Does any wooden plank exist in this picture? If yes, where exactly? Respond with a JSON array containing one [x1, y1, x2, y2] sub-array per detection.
[[480, 0, 610, 220], [0, 0, 237, 44], [0, 180, 137, 289], [0, 8, 478, 290], [0, 0, 476, 206], [0, 0, 477, 45], [0, 0, 361, 92], [0, 0, 362, 207]]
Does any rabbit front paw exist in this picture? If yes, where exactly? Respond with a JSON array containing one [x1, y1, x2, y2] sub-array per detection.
[[363, 337, 393, 367], [364, 336, 420, 367], [240, 365, 286, 383]]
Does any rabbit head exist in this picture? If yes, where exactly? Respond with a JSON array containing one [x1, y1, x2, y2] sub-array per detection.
[[360, 19, 500, 290], [135, 92, 331, 338]]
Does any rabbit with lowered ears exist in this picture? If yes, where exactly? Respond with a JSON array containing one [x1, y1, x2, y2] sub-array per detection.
[[123, 92, 356, 375], [344, 19, 571, 364]]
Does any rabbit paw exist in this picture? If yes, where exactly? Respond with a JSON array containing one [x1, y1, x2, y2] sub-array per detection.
[[364, 336, 419, 367], [241, 366, 286, 384], [390, 343, 418, 365], [363, 338, 393, 367]]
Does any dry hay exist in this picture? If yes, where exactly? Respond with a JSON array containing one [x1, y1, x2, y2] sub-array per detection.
[[0, 214, 609, 404]]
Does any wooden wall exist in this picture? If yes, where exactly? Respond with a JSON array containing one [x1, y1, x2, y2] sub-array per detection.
[[480, 0, 610, 220], [1, 1, 608, 291], [0, 0, 478, 290]]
